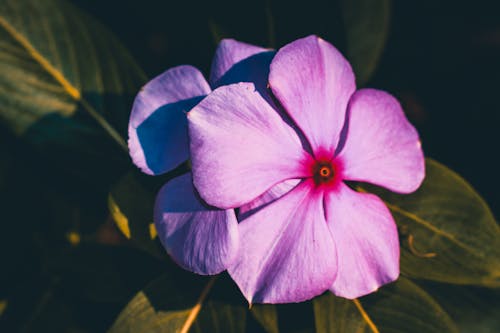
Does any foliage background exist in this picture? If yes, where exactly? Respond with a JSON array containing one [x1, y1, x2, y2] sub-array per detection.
[[0, 0, 499, 332]]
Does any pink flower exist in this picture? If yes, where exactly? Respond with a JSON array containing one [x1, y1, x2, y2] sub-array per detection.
[[188, 36, 425, 303], [128, 39, 275, 274]]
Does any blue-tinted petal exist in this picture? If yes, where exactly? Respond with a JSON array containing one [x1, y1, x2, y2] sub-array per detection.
[[154, 173, 239, 275], [129, 65, 210, 175]]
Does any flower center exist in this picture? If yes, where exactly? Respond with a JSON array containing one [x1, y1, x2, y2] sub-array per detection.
[[313, 161, 335, 185], [319, 166, 331, 177]]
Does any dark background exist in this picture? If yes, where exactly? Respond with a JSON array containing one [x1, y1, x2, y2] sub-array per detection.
[[1, 0, 499, 331]]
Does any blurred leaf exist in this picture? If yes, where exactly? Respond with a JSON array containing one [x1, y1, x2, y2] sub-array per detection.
[[340, 0, 390, 85], [108, 171, 163, 258], [0, 0, 145, 150], [108, 275, 247, 333], [251, 304, 279, 333], [314, 277, 458, 333], [421, 282, 500, 333], [364, 158, 500, 287]]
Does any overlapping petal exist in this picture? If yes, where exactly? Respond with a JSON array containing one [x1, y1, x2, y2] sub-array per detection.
[[209, 39, 270, 88], [324, 183, 399, 299], [129, 66, 211, 175], [188, 82, 309, 209], [238, 179, 300, 220], [228, 181, 337, 304], [269, 35, 356, 155], [338, 89, 425, 193], [154, 173, 239, 275]]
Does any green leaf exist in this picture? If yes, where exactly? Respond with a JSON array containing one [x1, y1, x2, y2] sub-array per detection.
[[313, 296, 366, 332], [421, 282, 500, 333], [108, 275, 247, 333], [340, 0, 390, 85], [312, 293, 367, 333], [364, 158, 500, 287], [251, 304, 279, 333], [0, 0, 146, 150], [313, 277, 458, 333]]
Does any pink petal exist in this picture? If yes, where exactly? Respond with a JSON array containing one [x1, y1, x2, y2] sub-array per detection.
[[228, 181, 337, 304], [188, 82, 309, 209], [268, 35, 356, 155], [325, 183, 399, 299], [128, 66, 211, 175], [154, 173, 239, 275], [338, 89, 425, 193], [238, 179, 300, 220], [209, 39, 270, 88]]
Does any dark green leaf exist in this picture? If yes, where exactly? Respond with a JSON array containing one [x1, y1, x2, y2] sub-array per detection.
[[314, 295, 365, 332], [313, 295, 365, 332], [340, 0, 390, 85], [251, 304, 279, 333], [314, 277, 458, 333], [108, 275, 247, 333], [365, 158, 500, 287], [421, 282, 500, 333], [0, 0, 145, 150]]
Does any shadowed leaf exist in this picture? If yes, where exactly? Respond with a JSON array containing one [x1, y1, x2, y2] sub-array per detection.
[[314, 277, 457, 333], [421, 282, 500, 333], [0, 0, 145, 149], [108, 275, 247, 333], [251, 304, 279, 333]]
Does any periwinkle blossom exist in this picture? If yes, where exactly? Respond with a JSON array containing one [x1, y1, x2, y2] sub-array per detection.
[[128, 39, 278, 274], [188, 36, 424, 303]]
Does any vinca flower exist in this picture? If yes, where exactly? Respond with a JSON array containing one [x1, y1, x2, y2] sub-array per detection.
[[128, 39, 275, 274], [188, 35, 425, 303]]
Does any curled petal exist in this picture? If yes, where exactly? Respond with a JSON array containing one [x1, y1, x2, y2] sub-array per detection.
[[238, 179, 300, 220], [228, 181, 337, 304], [269, 35, 356, 155], [325, 183, 399, 299], [129, 66, 210, 175], [154, 173, 239, 275], [188, 83, 309, 209], [338, 89, 425, 193]]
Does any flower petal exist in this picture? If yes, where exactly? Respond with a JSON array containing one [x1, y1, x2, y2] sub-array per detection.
[[269, 35, 356, 155], [325, 183, 399, 299], [129, 65, 211, 175], [238, 179, 300, 220], [154, 172, 239, 275], [209, 39, 270, 88], [338, 89, 425, 193], [188, 82, 309, 209], [228, 181, 337, 304]]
